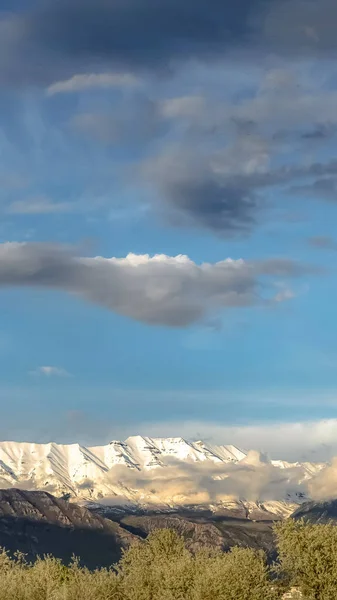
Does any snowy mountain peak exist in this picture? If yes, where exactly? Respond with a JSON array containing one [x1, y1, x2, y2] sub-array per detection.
[[0, 437, 326, 516]]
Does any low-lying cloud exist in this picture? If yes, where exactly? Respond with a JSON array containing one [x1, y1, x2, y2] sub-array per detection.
[[102, 453, 309, 506], [0, 243, 314, 327], [309, 458, 337, 501]]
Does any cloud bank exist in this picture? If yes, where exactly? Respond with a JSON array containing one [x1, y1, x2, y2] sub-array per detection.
[[0, 243, 314, 327]]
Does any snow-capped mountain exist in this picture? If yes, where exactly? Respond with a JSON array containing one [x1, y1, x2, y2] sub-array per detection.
[[0, 436, 325, 517]]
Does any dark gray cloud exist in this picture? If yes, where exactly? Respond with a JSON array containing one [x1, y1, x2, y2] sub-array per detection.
[[141, 145, 337, 234], [1, 0, 336, 86], [131, 73, 337, 234], [140, 145, 264, 235], [264, 0, 337, 58], [0, 242, 313, 327], [171, 180, 256, 233], [143, 74, 337, 235], [0, 0, 259, 85], [157, 177, 257, 235], [301, 126, 336, 141], [31, 0, 254, 63]]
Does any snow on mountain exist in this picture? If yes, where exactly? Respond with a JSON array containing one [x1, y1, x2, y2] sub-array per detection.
[[0, 437, 326, 515]]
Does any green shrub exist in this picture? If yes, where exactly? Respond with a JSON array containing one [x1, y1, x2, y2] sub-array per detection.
[[4, 520, 337, 599], [191, 546, 280, 600], [0, 550, 120, 600], [0, 528, 282, 600]]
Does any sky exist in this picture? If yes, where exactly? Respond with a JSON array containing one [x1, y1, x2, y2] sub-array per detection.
[[1, 0, 337, 458]]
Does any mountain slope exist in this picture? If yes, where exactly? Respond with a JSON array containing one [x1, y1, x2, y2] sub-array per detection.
[[0, 488, 137, 568], [0, 489, 282, 566], [292, 499, 337, 524]]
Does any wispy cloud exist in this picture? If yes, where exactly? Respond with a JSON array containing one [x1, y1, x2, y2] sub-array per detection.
[[46, 72, 140, 96], [30, 366, 70, 377], [6, 197, 75, 215]]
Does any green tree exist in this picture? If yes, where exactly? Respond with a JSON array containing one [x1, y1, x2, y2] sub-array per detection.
[[0, 528, 286, 600], [118, 528, 280, 600], [191, 546, 280, 600], [275, 518, 337, 600], [117, 529, 195, 600]]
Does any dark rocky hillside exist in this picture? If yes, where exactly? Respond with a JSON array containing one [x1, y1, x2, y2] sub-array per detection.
[[0, 489, 137, 568], [118, 514, 276, 556], [292, 499, 337, 524], [90, 504, 278, 559], [0, 489, 285, 567]]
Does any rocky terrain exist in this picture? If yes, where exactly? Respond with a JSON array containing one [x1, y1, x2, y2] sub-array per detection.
[[87, 503, 280, 559], [0, 488, 283, 565], [3, 488, 336, 566], [117, 514, 276, 557], [0, 489, 137, 568], [292, 499, 337, 524]]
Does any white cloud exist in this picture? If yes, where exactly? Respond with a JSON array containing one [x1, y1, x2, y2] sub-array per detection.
[[0, 243, 314, 327], [308, 458, 337, 500], [46, 72, 140, 96], [124, 418, 337, 462], [102, 454, 309, 506], [30, 366, 70, 377]]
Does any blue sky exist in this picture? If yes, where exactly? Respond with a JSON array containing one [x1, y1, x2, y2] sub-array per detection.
[[1, 0, 337, 456]]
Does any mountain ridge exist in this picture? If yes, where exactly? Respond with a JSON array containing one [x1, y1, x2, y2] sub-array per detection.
[[0, 436, 325, 516]]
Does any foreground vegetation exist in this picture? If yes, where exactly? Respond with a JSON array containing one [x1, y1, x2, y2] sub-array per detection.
[[0, 519, 337, 599]]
